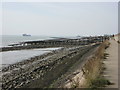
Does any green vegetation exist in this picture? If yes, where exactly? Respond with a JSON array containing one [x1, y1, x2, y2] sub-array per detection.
[[89, 77, 111, 89], [83, 40, 112, 89]]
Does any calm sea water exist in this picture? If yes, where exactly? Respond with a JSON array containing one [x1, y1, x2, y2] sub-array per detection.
[[0, 47, 61, 66], [0, 35, 53, 47], [0, 35, 62, 67]]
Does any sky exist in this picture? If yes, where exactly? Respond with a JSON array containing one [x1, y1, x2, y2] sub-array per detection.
[[1, 2, 118, 36]]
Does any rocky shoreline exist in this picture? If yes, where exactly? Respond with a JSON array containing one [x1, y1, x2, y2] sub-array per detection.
[[2, 44, 100, 89], [1, 35, 107, 52]]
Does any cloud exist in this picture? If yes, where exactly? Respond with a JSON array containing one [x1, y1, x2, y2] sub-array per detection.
[[2, 2, 118, 36]]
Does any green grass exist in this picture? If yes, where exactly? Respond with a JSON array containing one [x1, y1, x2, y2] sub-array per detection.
[[83, 40, 111, 89], [89, 77, 111, 89]]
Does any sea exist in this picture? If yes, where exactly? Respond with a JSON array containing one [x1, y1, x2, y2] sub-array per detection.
[[0, 35, 54, 47], [0, 35, 62, 68]]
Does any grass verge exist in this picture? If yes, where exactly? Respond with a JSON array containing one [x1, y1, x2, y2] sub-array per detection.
[[89, 76, 111, 89], [83, 40, 112, 89]]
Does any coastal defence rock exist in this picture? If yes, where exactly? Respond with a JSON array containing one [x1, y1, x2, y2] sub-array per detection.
[[57, 41, 109, 88], [1, 36, 107, 52], [2, 44, 99, 89]]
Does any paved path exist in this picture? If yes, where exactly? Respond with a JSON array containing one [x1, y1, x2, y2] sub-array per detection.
[[103, 39, 118, 88]]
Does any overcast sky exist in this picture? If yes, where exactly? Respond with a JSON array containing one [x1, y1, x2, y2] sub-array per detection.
[[1, 2, 118, 36]]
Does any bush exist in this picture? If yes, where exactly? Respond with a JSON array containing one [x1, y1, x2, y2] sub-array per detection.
[[89, 77, 111, 88]]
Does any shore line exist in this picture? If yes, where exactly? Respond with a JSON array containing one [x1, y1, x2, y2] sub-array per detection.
[[2, 44, 99, 89]]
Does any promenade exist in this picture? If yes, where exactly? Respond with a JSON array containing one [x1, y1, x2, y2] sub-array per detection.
[[103, 39, 118, 88]]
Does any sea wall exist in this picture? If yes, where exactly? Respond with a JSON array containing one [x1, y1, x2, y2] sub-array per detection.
[[62, 40, 109, 88], [2, 44, 99, 89], [82, 41, 109, 87]]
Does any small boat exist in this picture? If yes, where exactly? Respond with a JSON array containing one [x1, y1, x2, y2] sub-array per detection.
[[22, 34, 31, 36]]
